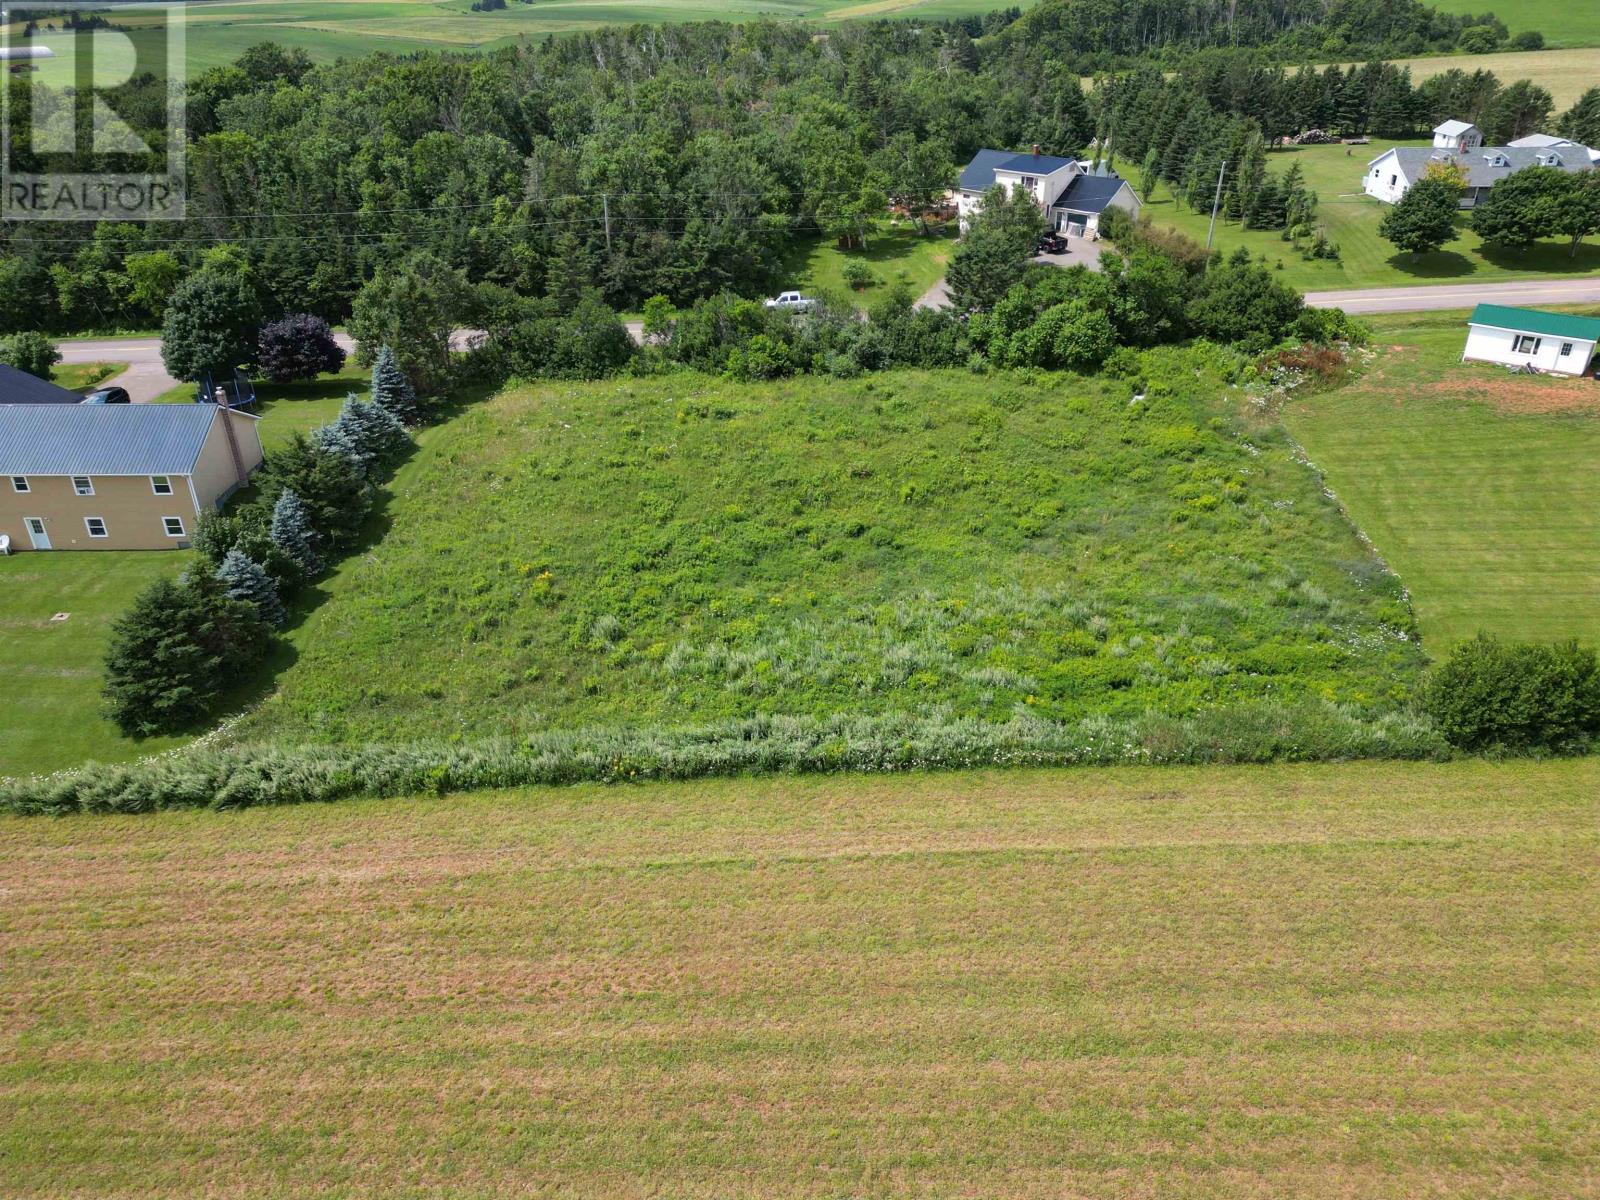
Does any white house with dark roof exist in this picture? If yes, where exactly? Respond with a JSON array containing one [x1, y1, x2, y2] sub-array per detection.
[[1364, 120, 1595, 208], [0, 403, 262, 552], [956, 147, 1141, 236]]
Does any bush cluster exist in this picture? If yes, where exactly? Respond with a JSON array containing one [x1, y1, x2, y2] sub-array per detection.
[[1421, 636, 1600, 753], [3, 701, 1446, 816]]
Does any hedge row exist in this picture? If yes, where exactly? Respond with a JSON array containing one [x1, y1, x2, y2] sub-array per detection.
[[2, 702, 1446, 816]]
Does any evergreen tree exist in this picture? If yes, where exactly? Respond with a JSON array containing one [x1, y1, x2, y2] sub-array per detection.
[[217, 549, 286, 627], [260, 434, 374, 552], [1379, 176, 1462, 260], [1484, 80, 1555, 144], [946, 183, 1047, 313], [1557, 87, 1600, 150], [102, 575, 268, 736], [270, 488, 321, 575], [339, 394, 410, 463], [312, 412, 372, 474], [369, 344, 418, 423]]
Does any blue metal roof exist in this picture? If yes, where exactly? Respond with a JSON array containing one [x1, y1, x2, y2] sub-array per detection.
[[1052, 173, 1132, 214], [959, 149, 1078, 192], [0, 403, 228, 476]]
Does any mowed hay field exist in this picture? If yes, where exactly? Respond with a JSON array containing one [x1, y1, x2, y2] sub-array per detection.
[[230, 363, 1423, 750], [1283, 310, 1600, 648], [3, 759, 1598, 1197], [1425, 1, 1600, 49]]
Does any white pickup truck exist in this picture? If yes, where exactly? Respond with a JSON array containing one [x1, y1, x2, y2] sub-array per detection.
[[764, 291, 816, 312]]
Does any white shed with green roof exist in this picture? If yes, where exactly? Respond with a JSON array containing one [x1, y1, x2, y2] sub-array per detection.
[[1463, 304, 1600, 376]]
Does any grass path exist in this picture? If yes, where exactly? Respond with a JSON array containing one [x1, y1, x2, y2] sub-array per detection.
[[1282, 309, 1600, 647], [3, 758, 1597, 1197]]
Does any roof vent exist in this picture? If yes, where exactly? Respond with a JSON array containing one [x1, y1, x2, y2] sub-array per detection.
[[1030, 143, 1040, 156]]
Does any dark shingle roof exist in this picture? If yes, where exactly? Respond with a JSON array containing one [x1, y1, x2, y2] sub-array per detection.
[[1468, 304, 1600, 342], [1052, 173, 1132, 214], [0, 403, 225, 476], [959, 149, 1078, 191], [0, 363, 82, 406]]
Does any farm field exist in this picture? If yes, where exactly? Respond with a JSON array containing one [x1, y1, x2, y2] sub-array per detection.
[[230, 361, 1423, 750], [4, 757, 1598, 1197], [1426, 0, 1600, 50], [1282, 308, 1600, 647], [1146, 138, 1600, 292]]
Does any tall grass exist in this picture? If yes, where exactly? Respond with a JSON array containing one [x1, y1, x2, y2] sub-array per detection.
[[1, 702, 1446, 816]]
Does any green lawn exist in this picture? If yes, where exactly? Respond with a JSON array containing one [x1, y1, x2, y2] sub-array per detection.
[[1146, 138, 1600, 292], [1282, 308, 1600, 647], [4, 757, 1597, 1196], [49, 363, 121, 393], [0, 552, 193, 776], [784, 220, 957, 309], [232, 358, 1423, 751]]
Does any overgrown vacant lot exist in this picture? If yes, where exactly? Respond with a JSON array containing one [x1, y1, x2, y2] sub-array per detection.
[[3, 759, 1597, 1197], [236, 361, 1422, 748], [1284, 310, 1600, 647]]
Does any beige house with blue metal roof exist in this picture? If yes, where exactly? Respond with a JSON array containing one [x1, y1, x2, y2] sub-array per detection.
[[0, 404, 262, 553]]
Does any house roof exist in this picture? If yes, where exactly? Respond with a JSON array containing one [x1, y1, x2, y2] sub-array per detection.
[[1434, 119, 1478, 136], [959, 148, 1077, 191], [0, 403, 238, 476], [1468, 303, 1600, 342], [1052, 173, 1131, 214], [1508, 133, 1571, 148], [1386, 145, 1591, 188], [0, 363, 83, 405]]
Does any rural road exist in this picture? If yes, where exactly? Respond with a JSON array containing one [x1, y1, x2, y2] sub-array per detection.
[[49, 275, 1600, 401], [1305, 277, 1600, 314]]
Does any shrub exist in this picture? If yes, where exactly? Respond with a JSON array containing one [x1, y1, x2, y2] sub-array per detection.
[[841, 259, 875, 290], [1509, 30, 1544, 51], [257, 313, 345, 383], [1421, 635, 1600, 753], [0, 331, 61, 379]]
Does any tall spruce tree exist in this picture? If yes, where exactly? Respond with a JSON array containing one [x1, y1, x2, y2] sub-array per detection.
[[370, 344, 419, 423], [217, 549, 287, 627], [1557, 87, 1600, 150], [270, 488, 321, 575]]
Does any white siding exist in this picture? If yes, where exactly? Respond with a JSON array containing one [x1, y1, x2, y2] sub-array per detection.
[[1463, 324, 1598, 376], [1363, 152, 1409, 203]]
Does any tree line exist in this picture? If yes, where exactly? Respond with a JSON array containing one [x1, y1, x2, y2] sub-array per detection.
[[0, 0, 1566, 339]]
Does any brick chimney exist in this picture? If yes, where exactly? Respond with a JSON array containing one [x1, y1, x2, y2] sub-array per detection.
[[1031, 143, 1041, 156]]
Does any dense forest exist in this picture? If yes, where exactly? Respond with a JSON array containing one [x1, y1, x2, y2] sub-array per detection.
[[0, 0, 1575, 333]]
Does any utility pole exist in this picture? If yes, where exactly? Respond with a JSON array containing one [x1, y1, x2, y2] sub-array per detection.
[[602, 193, 612, 252], [1205, 160, 1228, 256]]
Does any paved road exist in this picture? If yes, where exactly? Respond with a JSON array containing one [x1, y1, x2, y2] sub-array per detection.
[[53, 331, 501, 403], [1305, 277, 1600, 314]]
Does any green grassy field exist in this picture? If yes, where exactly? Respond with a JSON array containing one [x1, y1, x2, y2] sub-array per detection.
[[0, 552, 194, 776], [3, 757, 1597, 1196], [1427, 1, 1600, 50], [230, 358, 1423, 751], [1145, 138, 1600, 292], [1282, 309, 1600, 647]]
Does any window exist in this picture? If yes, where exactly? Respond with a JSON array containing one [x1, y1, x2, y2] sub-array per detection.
[[1513, 335, 1542, 354], [150, 475, 173, 495], [1560, 342, 1574, 357], [1020, 175, 1036, 189], [1389, 174, 1397, 186], [84, 517, 107, 538], [71, 476, 93, 496], [162, 517, 186, 538], [10, 476, 27, 493]]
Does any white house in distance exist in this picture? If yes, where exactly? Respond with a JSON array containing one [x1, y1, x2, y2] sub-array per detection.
[[1461, 303, 1600, 376], [957, 146, 1141, 237], [1364, 120, 1595, 208]]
